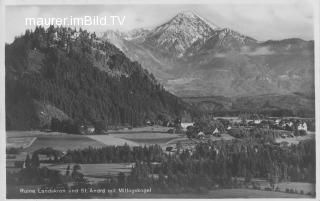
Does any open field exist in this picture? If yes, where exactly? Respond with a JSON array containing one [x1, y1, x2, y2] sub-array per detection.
[[7, 131, 126, 152], [119, 188, 312, 198], [276, 182, 315, 194], [110, 132, 182, 146], [7, 137, 36, 148], [236, 177, 315, 195], [7, 130, 69, 138], [107, 126, 170, 133], [41, 163, 133, 183], [23, 135, 106, 152], [42, 163, 133, 177], [209, 133, 235, 141], [275, 133, 315, 145], [166, 137, 191, 145], [166, 133, 235, 147], [87, 135, 139, 146]]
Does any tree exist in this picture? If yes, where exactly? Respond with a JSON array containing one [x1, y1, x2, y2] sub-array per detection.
[[186, 126, 196, 139], [66, 165, 70, 176], [71, 164, 83, 181], [93, 120, 107, 134], [117, 172, 126, 187], [31, 153, 40, 168], [25, 154, 31, 169]]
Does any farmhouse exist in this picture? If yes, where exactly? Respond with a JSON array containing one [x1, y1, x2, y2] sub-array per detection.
[[212, 128, 219, 135], [297, 122, 308, 131], [79, 124, 95, 135], [253, 119, 262, 124], [212, 128, 221, 137], [181, 122, 194, 131], [275, 119, 281, 124], [87, 126, 95, 134], [197, 131, 205, 139]]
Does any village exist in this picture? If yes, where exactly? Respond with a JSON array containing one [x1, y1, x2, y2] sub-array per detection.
[[159, 115, 315, 154]]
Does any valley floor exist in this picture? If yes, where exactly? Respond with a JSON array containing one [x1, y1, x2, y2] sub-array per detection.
[[6, 126, 316, 198]]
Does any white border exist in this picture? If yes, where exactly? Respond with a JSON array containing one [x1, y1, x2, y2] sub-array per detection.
[[1, 0, 319, 201]]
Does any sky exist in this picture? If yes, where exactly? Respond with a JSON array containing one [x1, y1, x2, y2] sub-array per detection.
[[5, 1, 314, 43]]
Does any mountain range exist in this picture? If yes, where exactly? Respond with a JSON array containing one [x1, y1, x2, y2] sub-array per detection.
[[101, 10, 314, 98]]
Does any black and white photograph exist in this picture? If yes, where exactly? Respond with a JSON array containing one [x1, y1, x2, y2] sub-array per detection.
[[3, 0, 319, 199]]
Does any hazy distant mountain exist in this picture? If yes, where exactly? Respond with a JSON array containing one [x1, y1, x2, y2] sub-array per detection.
[[102, 11, 314, 98]]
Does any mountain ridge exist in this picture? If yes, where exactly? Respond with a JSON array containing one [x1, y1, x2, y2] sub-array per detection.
[[101, 10, 314, 98]]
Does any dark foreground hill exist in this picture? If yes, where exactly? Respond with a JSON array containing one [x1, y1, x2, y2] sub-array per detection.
[[5, 26, 189, 130]]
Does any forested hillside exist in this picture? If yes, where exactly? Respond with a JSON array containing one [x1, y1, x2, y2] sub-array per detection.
[[5, 26, 189, 131]]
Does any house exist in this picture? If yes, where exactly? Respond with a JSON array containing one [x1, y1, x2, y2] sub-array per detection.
[[253, 119, 262, 124], [197, 131, 205, 140], [79, 124, 95, 135], [87, 126, 95, 134], [274, 119, 281, 125], [181, 122, 194, 131], [212, 128, 221, 137], [145, 119, 153, 126], [297, 122, 308, 131], [212, 128, 219, 135]]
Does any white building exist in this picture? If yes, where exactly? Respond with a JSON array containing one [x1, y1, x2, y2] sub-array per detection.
[[212, 128, 219, 135], [197, 131, 205, 139], [181, 122, 194, 131], [297, 122, 308, 131], [254, 119, 262, 124]]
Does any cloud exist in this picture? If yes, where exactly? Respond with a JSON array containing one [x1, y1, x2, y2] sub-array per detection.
[[5, 2, 314, 43], [241, 46, 274, 56]]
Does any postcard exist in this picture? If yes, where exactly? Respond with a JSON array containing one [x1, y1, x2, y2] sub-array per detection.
[[3, 0, 319, 199]]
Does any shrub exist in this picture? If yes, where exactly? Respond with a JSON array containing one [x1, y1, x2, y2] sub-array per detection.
[[14, 161, 24, 168]]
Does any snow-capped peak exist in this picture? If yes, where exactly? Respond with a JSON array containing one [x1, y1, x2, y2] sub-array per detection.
[[173, 10, 218, 30], [145, 10, 219, 56]]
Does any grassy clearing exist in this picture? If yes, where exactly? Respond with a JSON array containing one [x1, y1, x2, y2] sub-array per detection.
[[209, 133, 235, 141], [110, 132, 181, 146], [7, 137, 37, 148], [237, 177, 315, 195], [275, 134, 315, 145], [42, 163, 133, 177], [24, 135, 105, 152], [110, 133, 181, 139], [87, 135, 139, 146], [7, 130, 68, 138], [107, 126, 170, 133], [276, 182, 315, 194]]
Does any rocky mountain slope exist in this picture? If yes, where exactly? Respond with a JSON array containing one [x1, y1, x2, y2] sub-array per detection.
[[102, 11, 314, 98]]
